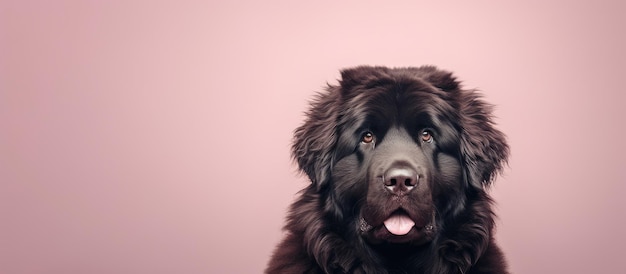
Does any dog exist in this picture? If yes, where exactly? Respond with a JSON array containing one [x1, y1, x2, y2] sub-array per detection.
[[267, 66, 509, 273]]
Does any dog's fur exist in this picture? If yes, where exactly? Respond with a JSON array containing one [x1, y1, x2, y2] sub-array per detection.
[[267, 66, 509, 273]]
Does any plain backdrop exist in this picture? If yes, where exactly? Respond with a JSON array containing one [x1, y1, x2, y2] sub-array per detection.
[[1, 1, 625, 273]]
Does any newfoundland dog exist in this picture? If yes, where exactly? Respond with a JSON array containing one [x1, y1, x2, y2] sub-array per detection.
[[267, 66, 509, 274]]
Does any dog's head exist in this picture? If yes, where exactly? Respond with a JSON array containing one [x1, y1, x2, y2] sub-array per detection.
[[292, 66, 509, 245]]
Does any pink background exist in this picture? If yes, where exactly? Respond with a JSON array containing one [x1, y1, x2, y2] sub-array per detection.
[[1, 1, 625, 273]]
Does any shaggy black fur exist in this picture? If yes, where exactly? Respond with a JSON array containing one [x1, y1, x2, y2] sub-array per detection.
[[267, 66, 509, 274]]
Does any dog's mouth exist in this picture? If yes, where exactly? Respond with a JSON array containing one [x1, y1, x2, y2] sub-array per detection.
[[360, 208, 436, 245], [383, 210, 415, 236]]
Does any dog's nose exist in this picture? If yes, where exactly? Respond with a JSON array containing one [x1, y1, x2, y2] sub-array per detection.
[[384, 167, 419, 194]]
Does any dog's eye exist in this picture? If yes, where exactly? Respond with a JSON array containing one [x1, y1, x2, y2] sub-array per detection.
[[421, 130, 434, 143], [361, 132, 375, 144]]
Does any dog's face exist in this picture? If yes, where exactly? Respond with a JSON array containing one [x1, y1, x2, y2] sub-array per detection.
[[331, 75, 465, 246], [292, 66, 508, 248]]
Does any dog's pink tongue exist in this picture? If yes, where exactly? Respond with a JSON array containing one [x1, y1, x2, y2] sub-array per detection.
[[383, 213, 415, 235]]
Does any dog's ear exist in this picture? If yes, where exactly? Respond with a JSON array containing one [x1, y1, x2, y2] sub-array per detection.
[[458, 91, 509, 188], [292, 85, 341, 189]]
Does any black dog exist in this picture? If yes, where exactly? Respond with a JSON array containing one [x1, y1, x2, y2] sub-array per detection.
[[267, 66, 509, 273]]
